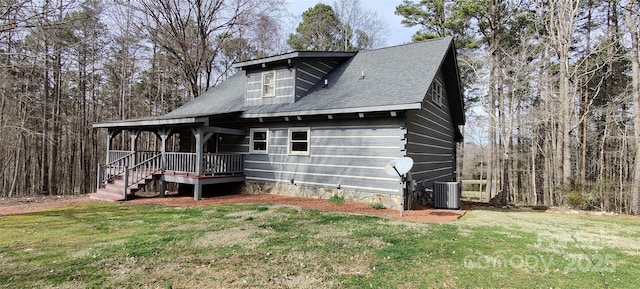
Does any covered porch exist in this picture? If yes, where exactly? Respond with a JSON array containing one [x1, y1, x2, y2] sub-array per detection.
[[92, 116, 246, 201]]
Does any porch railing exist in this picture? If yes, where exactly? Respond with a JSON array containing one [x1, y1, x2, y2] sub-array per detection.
[[108, 150, 131, 163], [107, 150, 158, 166], [165, 152, 198, 174], [203, 153, 244, 175], [97, 151, 244, 195], [97, 152, 135, 190], [97, 151, 161, 199], [136, 151, 159, 164], [164, 152, 243, 175], [123, 153, 162, 199]]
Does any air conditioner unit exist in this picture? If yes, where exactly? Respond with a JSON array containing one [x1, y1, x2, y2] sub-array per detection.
[[433, 181, 461, 210]]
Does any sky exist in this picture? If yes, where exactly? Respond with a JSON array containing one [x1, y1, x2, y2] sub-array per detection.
[[286, 0, 420, 47]]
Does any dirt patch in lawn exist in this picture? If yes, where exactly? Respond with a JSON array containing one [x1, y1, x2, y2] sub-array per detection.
[[130, 193, 468, 223], [195, 224, 268, 249], [0, 195, 97, 217], [0, 192, 467, 223]]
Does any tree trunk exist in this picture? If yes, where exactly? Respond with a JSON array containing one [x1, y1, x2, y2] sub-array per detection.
[[41, 35, 50, 196], [625, 3, 640, 215], [580, 0, 593, 186], [485, 0, 502, 203]]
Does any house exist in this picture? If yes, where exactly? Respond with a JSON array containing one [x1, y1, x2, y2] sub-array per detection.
[[90, 36, 465, 210]]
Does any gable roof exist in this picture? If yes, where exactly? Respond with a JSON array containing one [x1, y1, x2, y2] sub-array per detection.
[[231, 51, 356, 70], [95, 37, 464, 128]]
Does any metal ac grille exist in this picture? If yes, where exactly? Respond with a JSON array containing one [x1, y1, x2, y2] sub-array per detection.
[[433, 182, 461, 210]]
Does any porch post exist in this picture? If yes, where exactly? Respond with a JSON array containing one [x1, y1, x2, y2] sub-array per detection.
[[158, 129, 171, 171], [158, 128, 171, 198], [106, 129, 113, 164], [105, 129, 121, 164], [193, 127, 204, 176], [159, 175, 166, 198], [130, 130, 139, 166], [194, 182, 203, 202], [193, 126, 204, 201]]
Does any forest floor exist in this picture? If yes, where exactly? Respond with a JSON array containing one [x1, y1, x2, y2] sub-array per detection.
[[0, 192, 467, 223]]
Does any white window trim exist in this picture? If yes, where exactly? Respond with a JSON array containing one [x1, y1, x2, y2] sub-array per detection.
[[249, 128, 269, 154], [431, 79, 443, 106], [288, 127, 310, 156], [262, 71, 276, 98]]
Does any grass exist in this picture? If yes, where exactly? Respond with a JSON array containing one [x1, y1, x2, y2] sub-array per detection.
[[1, 203, 639, 288], [462, 190, 487, 201]]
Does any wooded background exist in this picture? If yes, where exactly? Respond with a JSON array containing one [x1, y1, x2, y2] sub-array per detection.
[[1, 0, 640, 215]]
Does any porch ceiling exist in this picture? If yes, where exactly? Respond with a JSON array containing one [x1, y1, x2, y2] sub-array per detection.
[[93, 116, 246, 136], [92, 116, 209, 129], [204, 126, 245, 136]]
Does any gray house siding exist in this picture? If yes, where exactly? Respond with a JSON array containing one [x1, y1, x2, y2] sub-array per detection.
[[92, 38, 464, 209], [295, 59, 341, 98], [245, 68, 295, 106], [242, 59, 344, 107], [406, 72, 456, 190], [217, 117, 406, 194]]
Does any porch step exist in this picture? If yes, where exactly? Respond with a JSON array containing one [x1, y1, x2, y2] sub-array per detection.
[[88, 192, 126, 202], [97, 186, 129, 198], [112, 175, 156, 187], [94, 170, 160, 202]]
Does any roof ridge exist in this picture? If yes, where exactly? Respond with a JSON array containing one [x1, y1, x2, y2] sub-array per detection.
[[234, 37, 453, 66], [358, 36, 453, 54]]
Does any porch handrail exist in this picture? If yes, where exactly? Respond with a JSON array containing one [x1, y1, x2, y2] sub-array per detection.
[[96, 151, 244, 196], [108, 150, 132, 163], [97, 152, 135, 192], [107, 152, 135, 167], [123, 152, 162, 199], [96, 151, 161, 196]]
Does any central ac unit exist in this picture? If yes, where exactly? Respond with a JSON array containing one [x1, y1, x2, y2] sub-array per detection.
[[433, 181, 461, 210]]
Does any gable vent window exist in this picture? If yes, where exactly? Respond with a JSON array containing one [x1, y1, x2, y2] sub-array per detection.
[[250, 128, 269, 154], [288, 128, 310, 156], [431, 79, 443, 106], [262, 71, 276, 97]]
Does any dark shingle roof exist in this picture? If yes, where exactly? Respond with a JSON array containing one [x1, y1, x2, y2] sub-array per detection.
[[244, 37, 454, 117], [96, 36, 464, 128], [165, 72, 245, 118]]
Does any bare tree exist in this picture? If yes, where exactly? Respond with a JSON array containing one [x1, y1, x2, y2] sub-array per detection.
[[624, 1, 640, 215], [544, 0, 580, 188], [138, 0, 285, 98], [333, 0, 389, 49]]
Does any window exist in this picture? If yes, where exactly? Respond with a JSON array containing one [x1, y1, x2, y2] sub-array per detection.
[[431, 79, 443, 106], [249, 128, 269, 154], [262, 71, 276, 97], [288, 128, 310, 155]]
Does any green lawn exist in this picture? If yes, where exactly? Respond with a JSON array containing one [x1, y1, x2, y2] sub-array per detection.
[[1, 203, 639, 288]]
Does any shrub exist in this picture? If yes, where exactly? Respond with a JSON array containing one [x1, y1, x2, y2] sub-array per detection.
[[328, 194, 345, 204], [369, 202, 385, 210], [565, 191, 588, 210]]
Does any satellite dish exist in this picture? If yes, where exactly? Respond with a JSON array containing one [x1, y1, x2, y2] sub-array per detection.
[[384, 157, 414, 177]]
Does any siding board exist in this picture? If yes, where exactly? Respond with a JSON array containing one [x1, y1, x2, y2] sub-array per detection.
[[245, 68, 295, 106], [406, 71, 457, 189], [241, 117, 405, 194], [295, 59, 341, 97]]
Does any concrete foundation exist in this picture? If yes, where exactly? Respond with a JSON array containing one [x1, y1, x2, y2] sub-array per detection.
[[242, 181, 403, 211]]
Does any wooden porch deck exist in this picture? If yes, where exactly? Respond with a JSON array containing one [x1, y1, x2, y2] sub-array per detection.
[[91, 151, 244, 202]]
